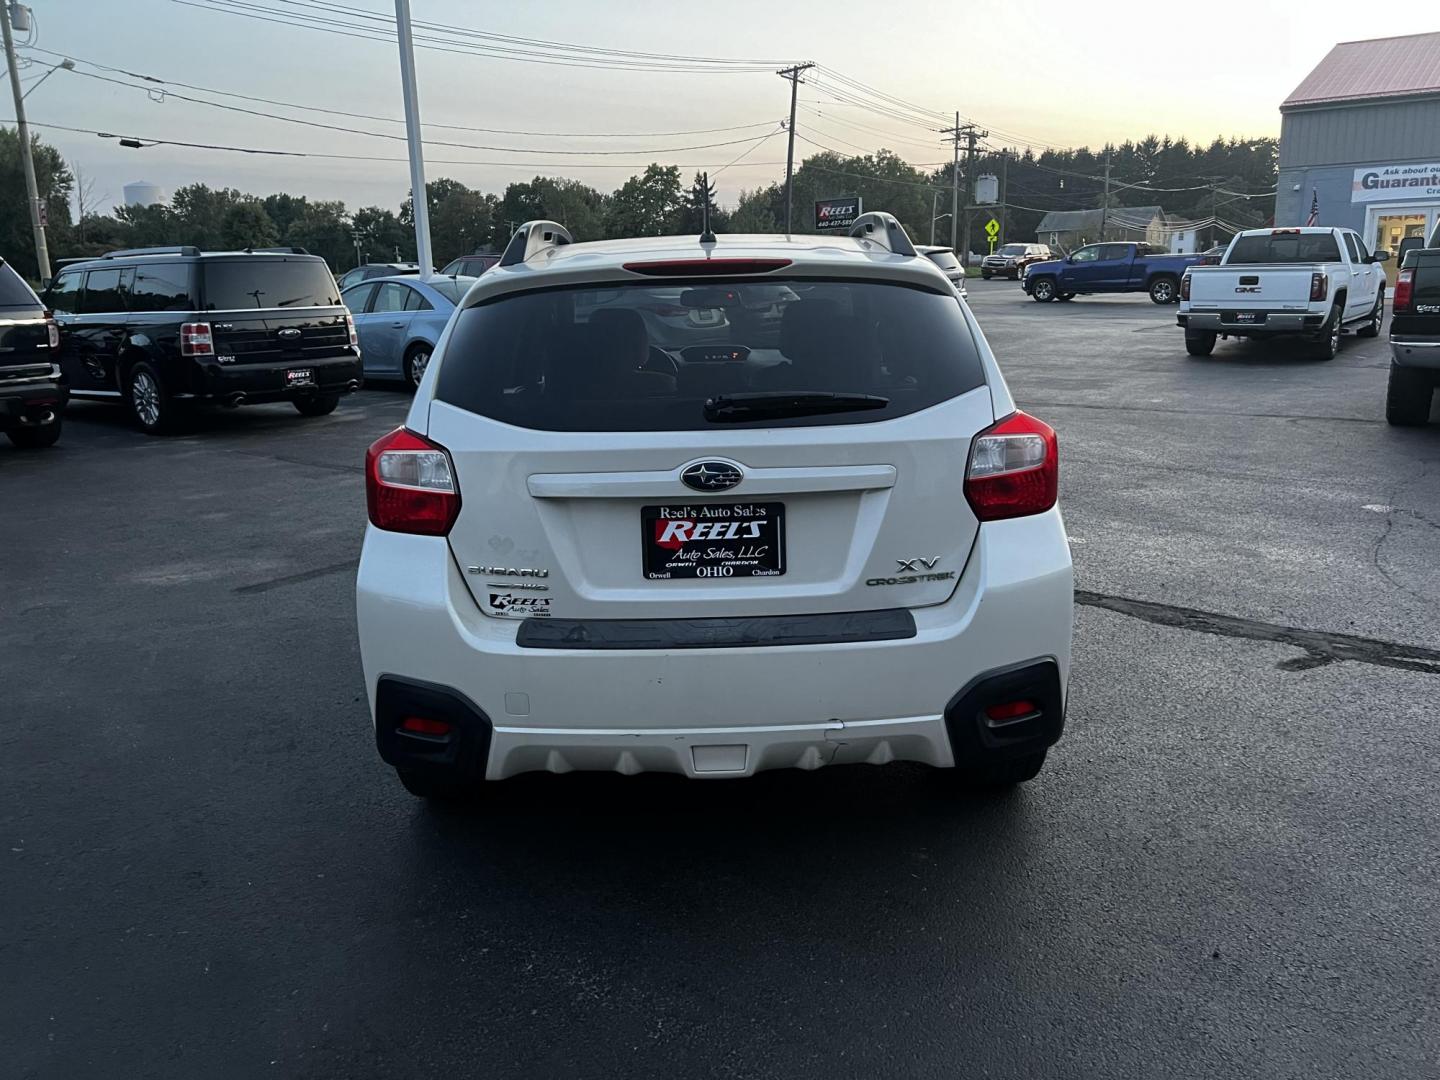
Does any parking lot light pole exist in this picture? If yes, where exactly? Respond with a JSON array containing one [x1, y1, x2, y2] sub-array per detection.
[[2, 2, 51, 283], [394, 0, 433, 278]]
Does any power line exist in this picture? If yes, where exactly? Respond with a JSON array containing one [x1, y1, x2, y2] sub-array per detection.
[[21, 46, 782, 139], [175, 0, 788, 73], [28, 120, 790, 170], [59, 66, 784, 156]]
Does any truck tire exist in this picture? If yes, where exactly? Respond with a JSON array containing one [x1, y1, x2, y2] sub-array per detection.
[[1148, 276, 1179, 305], [981, 270, 993, 280], [1029, 276, 1056, 302], [1314, 302, 1343, 360], [1056, 292, 1075, 301], [5, 412, 62, 449], [1185, 331, 1217, 357], [1358, 288, 1385, 338], [1385, 365, 1433, 426], [293, 393, 340, 417]]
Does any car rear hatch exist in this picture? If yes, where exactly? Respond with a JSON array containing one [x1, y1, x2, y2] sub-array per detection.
[[0, 311, 53, 378], [424, 273, 996, 622], [200, 257, 351, 362]]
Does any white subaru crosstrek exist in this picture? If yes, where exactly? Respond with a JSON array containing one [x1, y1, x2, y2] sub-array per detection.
[[356, 213, 1073, 801]]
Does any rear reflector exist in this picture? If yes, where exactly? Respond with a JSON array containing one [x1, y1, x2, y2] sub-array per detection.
[[985, 699, 1039, 722], [964, 411, 1059, 522], [400, 716, 452, 736], [365, 427, 461, 536], [1394, 268, 1414, 313], [622, 258, 792, 277]]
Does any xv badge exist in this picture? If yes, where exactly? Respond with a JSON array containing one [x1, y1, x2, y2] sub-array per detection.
[[896, 556, 940, 573]]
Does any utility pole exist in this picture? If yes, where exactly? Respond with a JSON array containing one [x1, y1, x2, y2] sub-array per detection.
[[931, 191, 938, 245], [1098, 154, 1112, 240], [941, 116, 986, 264], [777, 62, 814, 235], [394, 0, 433, 277], [998, 151, 1008, 246], [3, 2, 51, 283]]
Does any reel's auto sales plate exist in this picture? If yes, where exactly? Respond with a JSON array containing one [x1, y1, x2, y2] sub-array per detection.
[[642, 502, 785, 579]]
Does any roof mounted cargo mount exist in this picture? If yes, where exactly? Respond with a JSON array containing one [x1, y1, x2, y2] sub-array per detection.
[[500, 220, 574, 267], [847, 212, 917, 257]]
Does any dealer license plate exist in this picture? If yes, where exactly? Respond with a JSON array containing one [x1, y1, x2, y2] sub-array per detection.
[[286, 368, 315, 387], [642, 502, 786, 580], [1231, 312, 1265, 325]]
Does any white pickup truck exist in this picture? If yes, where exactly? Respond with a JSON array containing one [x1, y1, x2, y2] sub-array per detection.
[[1177, 227, 1389, 358]]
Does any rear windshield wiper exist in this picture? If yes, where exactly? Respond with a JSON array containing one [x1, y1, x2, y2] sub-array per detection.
[[703, 392, 890, 423]]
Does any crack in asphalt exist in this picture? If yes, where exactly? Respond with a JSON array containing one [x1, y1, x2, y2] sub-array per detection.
[[1075, 590, 1440, 675], [233, 560, 357, 594]]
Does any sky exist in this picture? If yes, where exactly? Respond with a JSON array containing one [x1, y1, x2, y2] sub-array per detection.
[[12, 0, 1440, 219]]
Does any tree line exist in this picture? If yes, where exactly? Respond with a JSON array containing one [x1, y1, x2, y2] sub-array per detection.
[[2, 125, 1277, 280]]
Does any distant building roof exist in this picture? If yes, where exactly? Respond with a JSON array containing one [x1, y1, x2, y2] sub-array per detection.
[[1283, 32, 1440, 109], [1035, 207, 1164, 233]]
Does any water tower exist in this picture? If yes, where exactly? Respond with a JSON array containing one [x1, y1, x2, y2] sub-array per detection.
[[123, 181, 163, 207]]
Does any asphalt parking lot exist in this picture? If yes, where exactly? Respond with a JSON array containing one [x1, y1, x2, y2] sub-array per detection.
[[4, 280, 1438, 1079]]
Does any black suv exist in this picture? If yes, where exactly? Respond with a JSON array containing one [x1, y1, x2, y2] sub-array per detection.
[[0, 257, 66, 449], [44, 247, 362, 434]]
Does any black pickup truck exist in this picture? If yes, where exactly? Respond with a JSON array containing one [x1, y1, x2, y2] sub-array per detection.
[[1387, 247, 1440, 426], [0, 258, 66, 449]]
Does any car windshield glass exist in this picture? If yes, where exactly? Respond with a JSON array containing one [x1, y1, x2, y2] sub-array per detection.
[[434, 277, 985, 432], [1227, 233, 1342, 263], [429, 278, 474, 303], [201, 259, 341, 310], [0, 262, 39, 307], [999, 245, 1026, 256]]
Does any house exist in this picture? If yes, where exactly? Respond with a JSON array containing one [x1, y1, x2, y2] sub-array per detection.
[[1034, 206, 1167, 253]]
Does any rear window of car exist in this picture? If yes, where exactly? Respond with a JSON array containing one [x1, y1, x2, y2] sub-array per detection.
[[1227, 233, 1342, 264], [0, 261, 39, 308], [429, 278, 473, 304], [200, 258, 341, 310], [926, 251, 961, 271], [434, 277, 986, 432]]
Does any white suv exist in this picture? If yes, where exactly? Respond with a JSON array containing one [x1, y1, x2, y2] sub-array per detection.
[[356, 213, 1073, 801]]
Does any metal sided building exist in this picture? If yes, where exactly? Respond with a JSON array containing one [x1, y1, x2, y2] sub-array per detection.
[[1276, 31, 1440, 280]]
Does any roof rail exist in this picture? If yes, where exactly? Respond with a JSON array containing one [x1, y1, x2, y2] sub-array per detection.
[[847, 212, 917, 258], [101, 245, 202, 259], [241, 245, 311, 255], [499, 220, 573, 268]]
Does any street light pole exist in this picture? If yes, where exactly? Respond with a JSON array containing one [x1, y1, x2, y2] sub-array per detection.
[[2, 3, 51, 282], [394, 0, 433, 277]]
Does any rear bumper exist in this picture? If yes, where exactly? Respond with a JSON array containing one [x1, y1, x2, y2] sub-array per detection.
[[0, 364, 67, 423], [356, 509, 1074, 781], [191, 354, 363, 403], [1178, 310, 1325, 334], [1390, 337, 1440, 370]]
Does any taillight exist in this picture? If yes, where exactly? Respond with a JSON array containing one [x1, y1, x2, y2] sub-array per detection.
[[180, 322, 213, 357], [365, 427, 460, 536], [344, 312, 358, 348], [45, 319, 59, 349], [1180, 273, 1191, 301], [964, 411, 1058, 522], [1309, 272, 1328, 302], [1394, 268, 1414, 313]]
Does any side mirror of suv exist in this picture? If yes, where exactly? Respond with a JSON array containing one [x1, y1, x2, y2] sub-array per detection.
[[1373, 250, 1391, 263]]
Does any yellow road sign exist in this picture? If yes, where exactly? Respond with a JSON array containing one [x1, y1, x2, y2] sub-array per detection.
[[984, 218, 1000, 238]]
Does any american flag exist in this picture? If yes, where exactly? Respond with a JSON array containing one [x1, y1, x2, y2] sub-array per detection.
[[1305, 189, 1319, 226]]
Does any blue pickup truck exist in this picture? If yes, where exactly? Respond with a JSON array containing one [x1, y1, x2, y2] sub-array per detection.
[[1022, 241, 1204, 305]]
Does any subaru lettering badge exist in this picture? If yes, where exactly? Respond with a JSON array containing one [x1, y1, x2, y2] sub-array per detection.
[[681, 460, 743, 492]]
